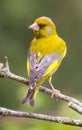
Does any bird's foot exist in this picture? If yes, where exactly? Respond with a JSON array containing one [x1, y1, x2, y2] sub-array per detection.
[[51, 88, 60, 98]]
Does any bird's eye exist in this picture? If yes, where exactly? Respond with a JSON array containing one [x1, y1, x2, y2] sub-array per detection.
[[38, 24, 46, 29]]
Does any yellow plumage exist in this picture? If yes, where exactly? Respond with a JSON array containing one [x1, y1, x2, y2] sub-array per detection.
[[22, 16, 67, 106]]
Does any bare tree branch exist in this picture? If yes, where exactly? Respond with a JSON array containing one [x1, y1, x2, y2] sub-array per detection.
[[0, 57, 29, 84], [0, 107, 82, 127], [0, 57, 82, 127]]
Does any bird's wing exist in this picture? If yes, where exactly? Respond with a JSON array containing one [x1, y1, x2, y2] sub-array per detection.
[[27, 52, 62, 85], [27, 52, 63, 86]]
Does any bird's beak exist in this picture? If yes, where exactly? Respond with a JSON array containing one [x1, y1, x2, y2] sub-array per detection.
[[28, 22, 40, 31]]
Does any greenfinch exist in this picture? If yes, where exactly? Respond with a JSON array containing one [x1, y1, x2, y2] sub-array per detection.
[[22, 16, 67, 106]]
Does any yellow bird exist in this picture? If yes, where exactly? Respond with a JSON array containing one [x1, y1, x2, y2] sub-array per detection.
[[22, 16, 67, 106]]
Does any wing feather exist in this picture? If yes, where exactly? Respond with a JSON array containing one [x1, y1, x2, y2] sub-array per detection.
[[27, 52, 62, 85]]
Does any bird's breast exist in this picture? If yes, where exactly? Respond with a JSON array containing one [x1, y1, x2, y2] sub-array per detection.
[[30, 35, 66, 56]]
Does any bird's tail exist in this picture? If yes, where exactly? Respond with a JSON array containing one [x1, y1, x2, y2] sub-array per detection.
[[22, 85, 38, 106], [22, 88, 35, 106]]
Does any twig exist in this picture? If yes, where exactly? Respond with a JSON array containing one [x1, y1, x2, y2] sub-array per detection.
[[0, 57, 82, 115], [0, 107, 82, 127], [0, 57, 29, 85]]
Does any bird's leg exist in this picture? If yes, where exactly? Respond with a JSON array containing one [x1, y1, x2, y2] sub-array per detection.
[[48, 77, 60, 98]]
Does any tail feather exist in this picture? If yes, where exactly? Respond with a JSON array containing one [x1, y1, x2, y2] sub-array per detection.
[[22, 88, 35, 106]]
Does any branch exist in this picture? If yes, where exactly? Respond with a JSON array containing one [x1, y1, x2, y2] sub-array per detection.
[[0, 56, 29, 85], [0, 57, 82, 115], [0, 107, 82, 127]]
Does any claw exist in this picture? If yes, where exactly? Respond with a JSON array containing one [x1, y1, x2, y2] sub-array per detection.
[[51, 88, 55, 98], [51, 88, 60, 98]]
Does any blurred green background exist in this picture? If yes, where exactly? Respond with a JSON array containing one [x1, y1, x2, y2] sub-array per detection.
[[0, 0, 82, 130]]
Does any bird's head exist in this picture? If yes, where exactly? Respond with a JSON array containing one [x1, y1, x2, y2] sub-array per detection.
[[28, 16, 57, 39]]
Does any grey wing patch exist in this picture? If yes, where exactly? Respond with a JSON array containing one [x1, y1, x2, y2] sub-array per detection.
[[39, 53, 61, 69], [29, 52, 62, 85]]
